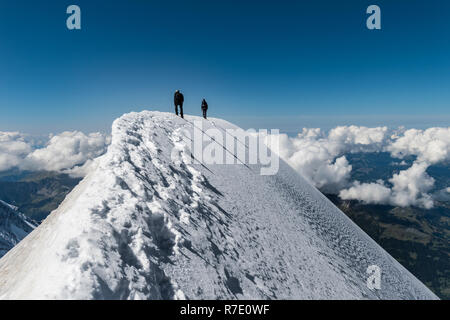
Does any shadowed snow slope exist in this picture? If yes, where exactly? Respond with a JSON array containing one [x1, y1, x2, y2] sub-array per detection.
[[0, 111, 437, 299]]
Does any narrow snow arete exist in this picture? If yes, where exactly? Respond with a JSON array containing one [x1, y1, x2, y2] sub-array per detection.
[[0, 111, 437, 299]]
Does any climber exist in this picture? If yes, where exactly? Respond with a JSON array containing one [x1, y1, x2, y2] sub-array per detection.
[[201, 99, 208, 119], [174, 90, 184, 118]]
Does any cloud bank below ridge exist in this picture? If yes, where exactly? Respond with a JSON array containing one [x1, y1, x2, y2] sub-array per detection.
[[1, 124, 449, 209], [0, 131, 110, 177], [272, 126, 450, 209]]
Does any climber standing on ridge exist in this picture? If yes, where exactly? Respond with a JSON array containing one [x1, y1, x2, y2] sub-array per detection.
[[174, 90, 184, 118], [201, 99, 208, 119]]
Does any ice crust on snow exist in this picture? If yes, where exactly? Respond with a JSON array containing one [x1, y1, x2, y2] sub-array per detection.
[[0, 111, 437, 299]]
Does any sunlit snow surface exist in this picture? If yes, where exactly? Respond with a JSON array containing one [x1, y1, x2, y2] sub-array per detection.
[[0, 111, 437, 299]]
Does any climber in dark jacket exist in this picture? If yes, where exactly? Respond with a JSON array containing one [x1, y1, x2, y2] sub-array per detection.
[[201, 99, 208, 119], [174, 90, 184, 118]]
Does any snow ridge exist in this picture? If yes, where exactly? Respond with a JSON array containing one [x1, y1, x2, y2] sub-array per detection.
[[0, 111, 438, 299]]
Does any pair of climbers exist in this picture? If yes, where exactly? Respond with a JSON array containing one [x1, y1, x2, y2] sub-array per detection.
[[174, 90, 208, 119]]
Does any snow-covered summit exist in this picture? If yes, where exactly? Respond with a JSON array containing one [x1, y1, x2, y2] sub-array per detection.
[[0, 111, 437, 299], [0, 200, 36, 258]]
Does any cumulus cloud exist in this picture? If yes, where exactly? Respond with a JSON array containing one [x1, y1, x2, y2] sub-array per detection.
[[22, 131, 110, 172], [0, 132, 33, 171], [387, 127, 450, 164], [275, 130, 351, 192], [274, 126, 449, 209], [0, 131, 110, 176], [340, 162, 435, 209], [327, 125, 389, 153], [338, 180, 391, 204], [63, 159, 99, 178], [389, 162, 435, 208], [273, 126, 391, 193]]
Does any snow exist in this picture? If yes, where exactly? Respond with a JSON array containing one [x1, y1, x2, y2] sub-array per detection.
[[0, 200, 18, 211], [0, 111, 438, 299]]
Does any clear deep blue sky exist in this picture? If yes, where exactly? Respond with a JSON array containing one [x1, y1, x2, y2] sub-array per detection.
[[1, 0, 449, 134]]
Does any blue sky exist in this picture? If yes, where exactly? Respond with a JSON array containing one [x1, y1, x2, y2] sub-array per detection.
[[1, 0, 449, 134]]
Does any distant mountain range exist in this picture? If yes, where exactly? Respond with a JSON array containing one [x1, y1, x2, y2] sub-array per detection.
[[0, 170, 81, 222], [0, 200, 36, 258]]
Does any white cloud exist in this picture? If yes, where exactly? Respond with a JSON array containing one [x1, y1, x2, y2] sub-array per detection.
[[340, 128, 450, 209], [274, 130, 352, 193], [328, 125, 389, 152], [63, 159, 99, 178], [339, 180, 391, 204], [22, 131, 110, 172], [273, 126, 391, 193], [274, 125, 449, 209], [0, 132, 32, 171], [389, 162, 435, 208], [387, 127, 450, 164], [340, 162, 435, 209], [0, 131, 110, 176]]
